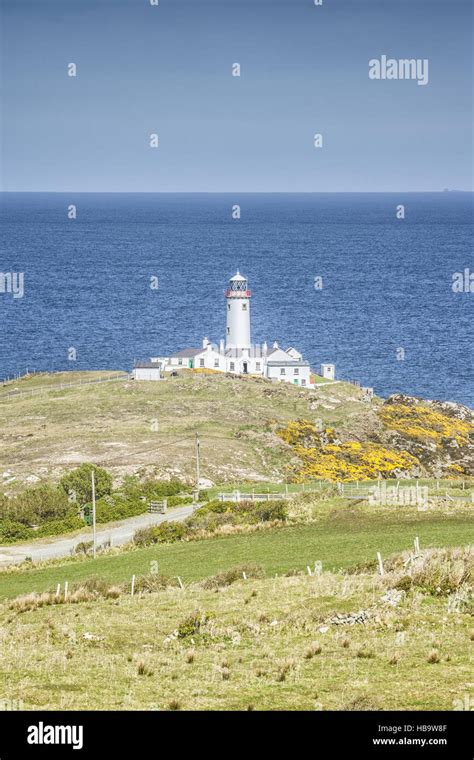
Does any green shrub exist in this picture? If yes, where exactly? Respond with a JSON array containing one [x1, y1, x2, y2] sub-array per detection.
[[133, 526, 157, 547], [0, 520, 31, 542], [0, 513, 84, 543], [391, 547, 473, 596], [122, 476, 189, 501], [167, 495, 194, 508], [185, 501, 233, 527], [185, 508, 238, 534], [133, 521, 186, 546], [154, 521, 186, 544], [253, 501, 288, 522], [74, 541, 94, 556], [186, 499, 287, 532], [93, 494, 145, 524], [60, 464, 113, 505], [177, 610, 211, 639], [1, 484, 72, 526], [35, 515, 84, 537]]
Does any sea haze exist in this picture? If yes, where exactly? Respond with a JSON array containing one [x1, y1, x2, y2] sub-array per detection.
[[0, 192, 472, 405]]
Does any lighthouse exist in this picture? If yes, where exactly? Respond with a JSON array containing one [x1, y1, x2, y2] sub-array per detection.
[[225, 271, 251, 349]]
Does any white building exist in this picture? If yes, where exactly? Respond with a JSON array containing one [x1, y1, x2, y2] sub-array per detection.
[[320, 363, 335, 381], [134, 272, 335, 389], [134, 362, 162, 381]]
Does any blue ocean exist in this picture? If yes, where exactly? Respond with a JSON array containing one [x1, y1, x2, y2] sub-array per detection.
[[0, 193, 472, 405]]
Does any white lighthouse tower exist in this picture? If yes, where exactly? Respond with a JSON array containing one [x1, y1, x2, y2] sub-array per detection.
[[225, 271, 251, 349]]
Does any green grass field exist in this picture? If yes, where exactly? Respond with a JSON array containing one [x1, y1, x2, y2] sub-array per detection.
[[2, 510, 472, 600], [1, 554, 472, 711]]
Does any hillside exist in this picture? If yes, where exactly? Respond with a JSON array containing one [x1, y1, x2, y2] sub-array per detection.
[[1, 371, 473, 491], [1, 371, 472, 713]]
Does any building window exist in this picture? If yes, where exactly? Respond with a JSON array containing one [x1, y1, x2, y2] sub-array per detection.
[[294, 368, 299, 375], [302, 379, 306, 386], [178, 359, 182, 366], [256, 362, 261, 371], [230, 362, 235, 371], [227, 327, 230, 334], [199, 359, 204, 367], [214, 359, 219, 368], [228, 303, 231, 310], [280, 368, 286, 375], [242, 303, 247, 311]]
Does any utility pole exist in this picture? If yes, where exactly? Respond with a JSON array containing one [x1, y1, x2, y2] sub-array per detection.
[[195, 432, 200, 497], [91, 470, 97, 559]]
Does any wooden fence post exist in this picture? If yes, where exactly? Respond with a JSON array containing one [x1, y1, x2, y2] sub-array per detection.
[[376, 552, 384, 576]]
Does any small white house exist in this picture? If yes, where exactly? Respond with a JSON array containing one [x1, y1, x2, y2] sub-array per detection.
[[320, 363, 336, 381], [265, 346, 311, 387], [134, 362, 162, 381]]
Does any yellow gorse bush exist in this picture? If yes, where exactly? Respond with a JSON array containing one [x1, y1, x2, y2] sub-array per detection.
[[277, 420, 419, 482], [379, 403, 472, 446]]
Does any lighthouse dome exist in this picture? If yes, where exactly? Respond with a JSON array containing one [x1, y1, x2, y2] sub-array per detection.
[[230, 271, 246, 282]]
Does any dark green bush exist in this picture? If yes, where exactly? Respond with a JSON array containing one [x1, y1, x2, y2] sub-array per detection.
[[93, 494, 145, 524], [0, 514, 84, 543], [60, 464, 113, 505], [0, 520, 31, 542], [253, 501, 288, 522], [35, 515, 84, 537], [152, 521, 186, 544], [167, 495, 194, 508], [122, 476, 189, 501], [1, 484, 72, 526]]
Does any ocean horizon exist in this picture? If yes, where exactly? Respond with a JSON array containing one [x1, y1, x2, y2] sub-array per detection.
[[1, 192, 472, 405]]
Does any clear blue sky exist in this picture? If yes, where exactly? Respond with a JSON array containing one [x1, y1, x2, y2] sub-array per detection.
[[1, 0, 472, 192]]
